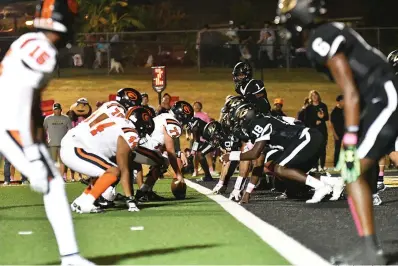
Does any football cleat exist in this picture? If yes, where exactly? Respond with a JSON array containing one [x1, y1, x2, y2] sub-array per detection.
[[306, 185, 332, 203], [275, 192, 288, 200], [373, 193, 382, 206], [94, 196, 115, 209], [330, 241, 386, 265], [147, 191, 167, 201], [71, 201, 103, 214], [135, 190, 149, 202], [377, 182, 386, 192], [126, 197, 140, 212], [61, 255, 96, 266]]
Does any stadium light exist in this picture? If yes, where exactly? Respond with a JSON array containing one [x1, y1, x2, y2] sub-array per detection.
[[25, 20, 33, 26]]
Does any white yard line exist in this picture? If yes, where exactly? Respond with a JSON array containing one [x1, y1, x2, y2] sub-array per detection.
[[185, 179, 332, 266]]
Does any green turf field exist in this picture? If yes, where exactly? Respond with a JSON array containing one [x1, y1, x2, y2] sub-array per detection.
[[0, 179, 288, 265]]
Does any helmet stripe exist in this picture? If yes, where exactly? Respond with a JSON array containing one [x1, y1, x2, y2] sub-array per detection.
[[41, 0, 55, 19]]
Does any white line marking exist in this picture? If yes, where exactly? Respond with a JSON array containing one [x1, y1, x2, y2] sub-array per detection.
[[185, 179, 332, 266], [18, 231, 33, 235], [130, 226, 144, 231]]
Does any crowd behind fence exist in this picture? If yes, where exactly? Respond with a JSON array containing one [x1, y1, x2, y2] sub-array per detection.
[[0, 27, 397, 73]]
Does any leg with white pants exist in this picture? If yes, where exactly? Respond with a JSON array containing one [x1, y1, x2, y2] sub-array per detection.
[[0, 129, 92, 265]]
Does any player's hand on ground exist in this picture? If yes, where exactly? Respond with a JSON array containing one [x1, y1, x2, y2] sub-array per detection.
[[125, 196, 140, 212], [23, 144, 49, 194], [221, 153, 230, 163], [337, 133, 360, 183], [180, 152, 188, 167], [212, 182, 224, 194], [175, 175, 185, 184], [229, 188, 242, 201]]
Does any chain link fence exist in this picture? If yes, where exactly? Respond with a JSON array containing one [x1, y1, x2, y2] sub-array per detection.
[[0, 27, 397, 74]]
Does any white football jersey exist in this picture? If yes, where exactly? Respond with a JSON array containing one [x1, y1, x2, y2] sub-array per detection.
[[88, 101, 126, 120], [0, 32, 57, 145], [66, 116, 139, 158], [145, 113, 182, 150]]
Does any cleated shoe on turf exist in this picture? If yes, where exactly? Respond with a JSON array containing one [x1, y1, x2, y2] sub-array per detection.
[[71, 201, 103, 214], [330, 242, 386, 265], [275, 192, 288, 200], [373, 193, 382, 206], [197, 176, 214, 182], [239, 192, 251, 204], [147, 191, 167, 201], [329, 177, 345, 201], [134, 190, 149, 202], [61, 254, 96, 266], [95, 196, 115, 209], [377, 182, 386, 192], [306, 185, 332, 204], [212, 183, 227, 194]]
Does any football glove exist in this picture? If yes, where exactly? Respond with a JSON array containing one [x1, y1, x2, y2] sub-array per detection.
[[336, 133, 361, 183], [23, 144, 50, 194], [126, 196, 140, 212]]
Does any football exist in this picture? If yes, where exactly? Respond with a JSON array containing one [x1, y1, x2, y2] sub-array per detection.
[[171, 179, 187, 200]]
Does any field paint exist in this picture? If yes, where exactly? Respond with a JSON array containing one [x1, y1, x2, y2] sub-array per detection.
[[185, 179, 332, 266], [18, 231, 33, 235], [130, 226, 144, 231]]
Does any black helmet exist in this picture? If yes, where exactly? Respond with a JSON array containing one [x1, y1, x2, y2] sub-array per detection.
[[116, 88, 142, 110], [170, 101, 194, 125], [275, 0, 327, 40], [232, 62, 253, 86], [142, 106, 156, 118], [34, 0, 79, 47], [126, 106, 155, 138], [232, 103, 260, 141], [387, 50, 398, 75], [227, 96, 247, 126], [203, 121, 225, 147]]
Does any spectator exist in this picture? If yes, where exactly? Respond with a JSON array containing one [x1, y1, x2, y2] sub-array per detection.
[[238, 23, 253, 65], [225, 20, 240, 67], [193, 101, 211, 123], [84, 33, 96, 69], [43, 103, 72, 181], [3, 158, 28, 185], [297, 97, 309, 122], [304, 90, 329, 171], [197, 24, 212, 67], [270, 98, 286, 117], [66, 110, 80, 181], [141, 93, 156, 115], [330, 95, 345, 168], [156, 93, 172, 115], [257, 21, 275, 67], [94, 37, 107, 68]]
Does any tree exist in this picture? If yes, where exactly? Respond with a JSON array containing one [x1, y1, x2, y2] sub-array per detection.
[[77, 0, 145, 32]]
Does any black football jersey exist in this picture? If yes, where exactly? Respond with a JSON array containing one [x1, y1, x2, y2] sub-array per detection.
[[235, 79, 271, 113], [307, 22, 393, 101], [235, 115, 305, 148], [188, 117, 207, 138], [219, 135, 241, 152]]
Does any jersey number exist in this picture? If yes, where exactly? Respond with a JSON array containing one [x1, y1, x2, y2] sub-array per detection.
[[251, 125, 266, 138], [312, 37, 331, 57], [90, 122, 115, 136], [128, 135, 138, 148], [29, 46, 50, 65], [111, 108, 125, 118], [169, 126, 180, 137]]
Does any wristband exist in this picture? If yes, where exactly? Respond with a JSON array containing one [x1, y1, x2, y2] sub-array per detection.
[[229, 151, 241, 161], [346, 125, 359, 133], [192, 141, 199, 152], [343, 133, 358, 146]]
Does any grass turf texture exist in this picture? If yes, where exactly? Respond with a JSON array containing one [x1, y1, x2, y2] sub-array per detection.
[[0, 179, 288, 265]]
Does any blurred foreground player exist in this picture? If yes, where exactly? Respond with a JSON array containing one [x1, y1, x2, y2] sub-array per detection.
[[276, 0, 398, 264], [0, 0, 93, 265]]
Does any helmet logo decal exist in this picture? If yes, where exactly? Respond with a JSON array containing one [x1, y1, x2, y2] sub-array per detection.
[[126, 91, 138, 100], [183, 104, 191, 114], [238, 109, 248, 118], [142, 113, 150, 121]]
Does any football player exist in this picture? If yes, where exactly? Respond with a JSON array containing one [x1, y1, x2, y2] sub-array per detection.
[[275, 0, 398, 263], [222, 104, 344, 204], [232, 62, 271, 113], [132, 101, 193, 200], [61, 107, 154, 213], [0, 0, 93, 265]]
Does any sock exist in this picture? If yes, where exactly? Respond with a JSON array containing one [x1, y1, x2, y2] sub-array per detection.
[[209, 167, 214, 172], [347, 196, 364, 236], [234, 176, 244, 190], [83, 186, 91, 195], [378, 171, 384, 183], [217, 180, 224, 186], [305, 175, 323, 189], [43, 177, 79, 256], [89, 173, 118, 200], [140, 184, 149, 192], [245, 182, 255, 193], [320, 175, 337, 186], [101, 186, 116, 201]]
